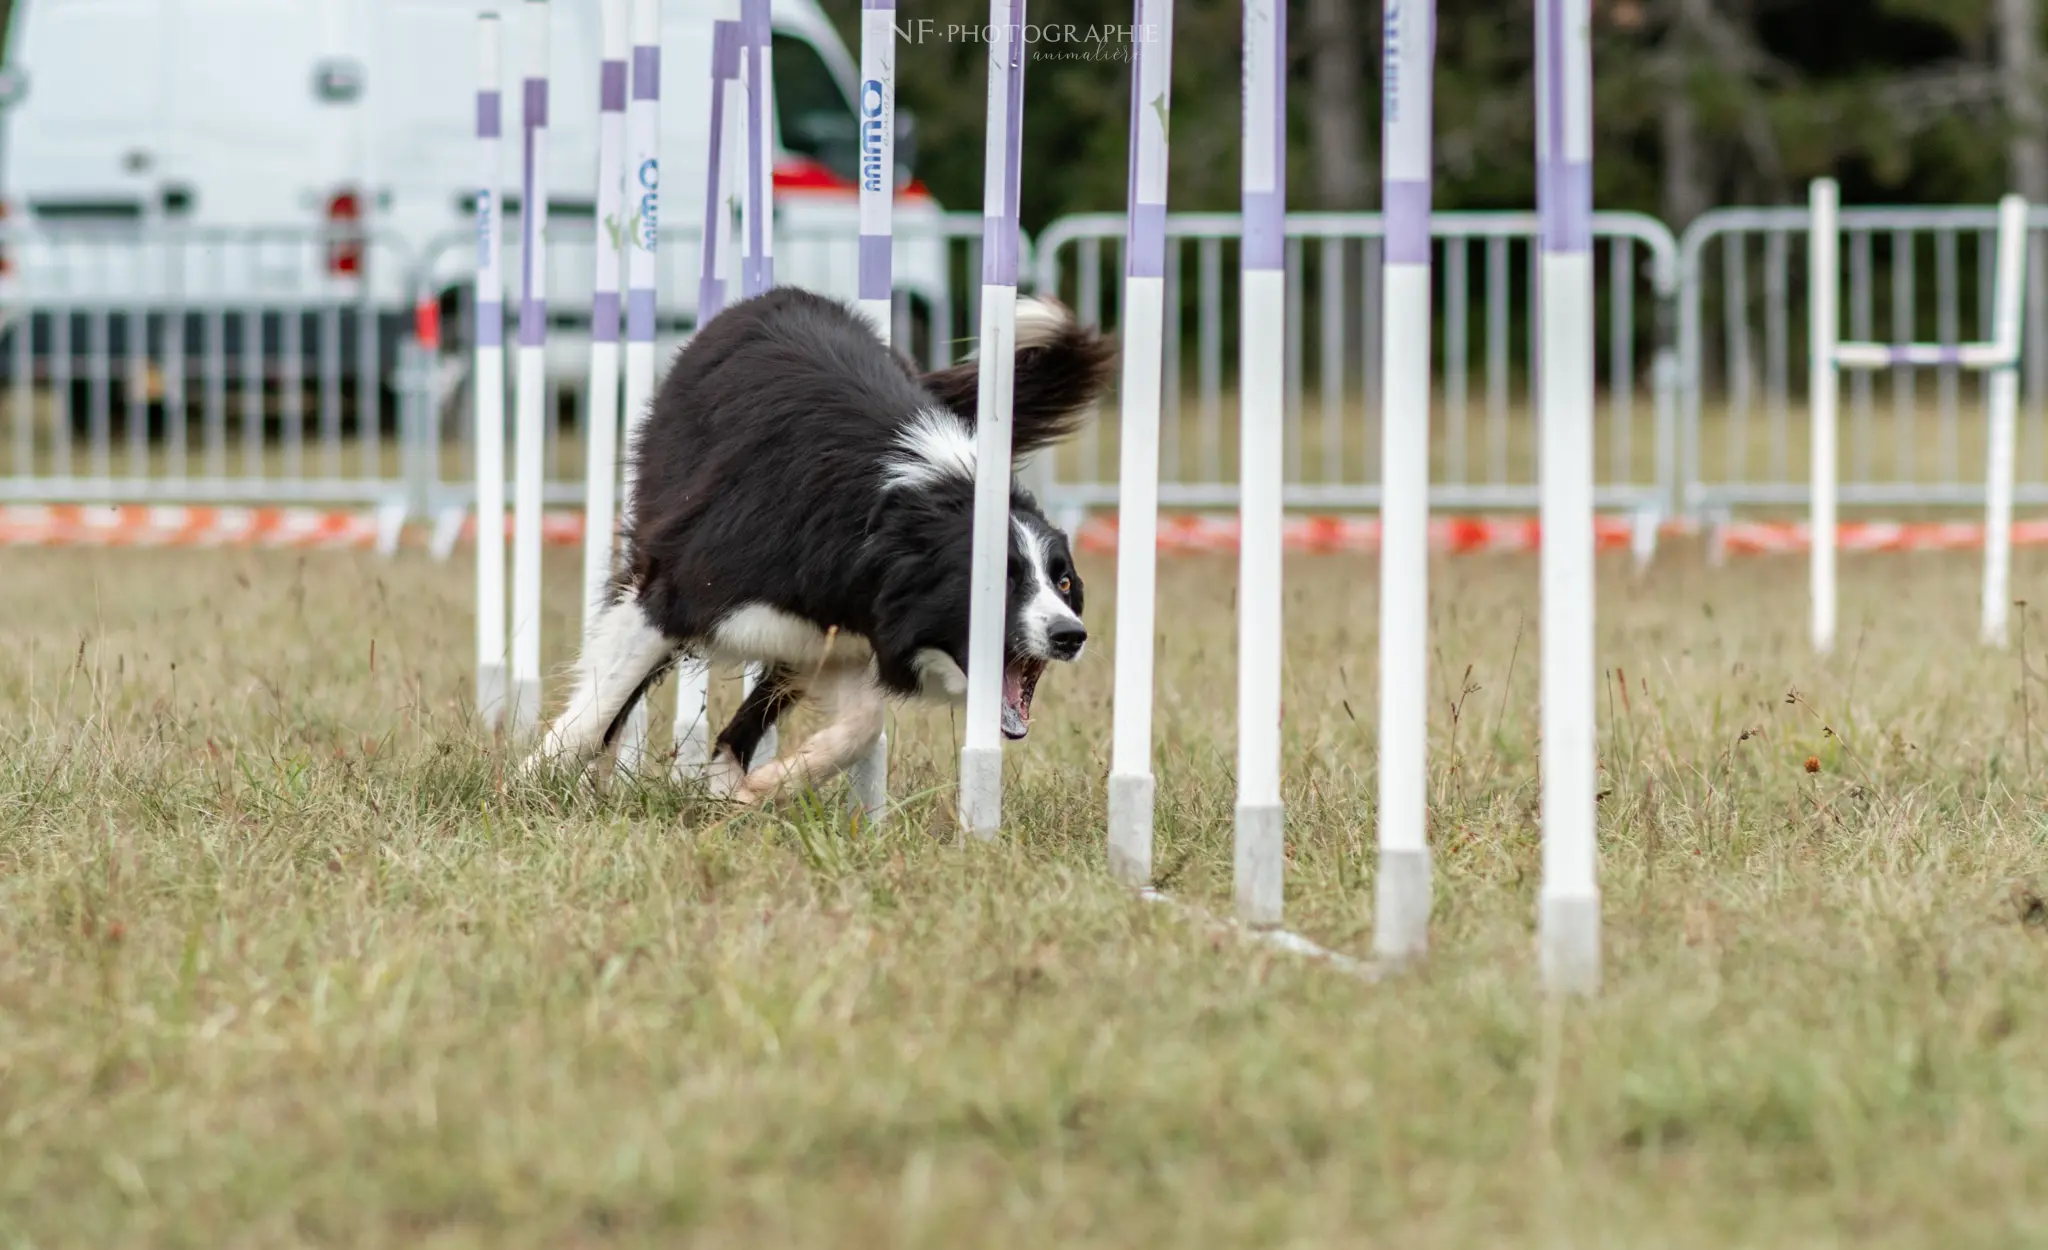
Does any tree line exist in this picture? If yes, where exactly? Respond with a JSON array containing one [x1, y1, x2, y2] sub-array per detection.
[[835, 0, 2048, 230]]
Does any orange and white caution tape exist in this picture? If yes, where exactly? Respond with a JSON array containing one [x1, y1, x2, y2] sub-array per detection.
[[10, 504, 2048, 557]]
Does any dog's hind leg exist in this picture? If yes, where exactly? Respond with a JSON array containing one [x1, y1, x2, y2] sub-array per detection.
[[523, 591, 677, 776], [704, 663, 806, 799], [730, 664, 885, 807]]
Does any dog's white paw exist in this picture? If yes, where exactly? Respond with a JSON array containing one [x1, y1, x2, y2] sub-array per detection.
[[703, 746, 746, 801]]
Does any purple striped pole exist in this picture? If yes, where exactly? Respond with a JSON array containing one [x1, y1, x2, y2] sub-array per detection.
[[1810, 177, 1840, 654], [740, 0, 775, 297], [1536, 0, 1600, 994], [508, 0, 550, 738], [474, 13, 508, 728], [661, 3, 720, 776], [697, 21, 739, 322], [1233, 0, 1286, 926], [1107, 0, 1175, 885], [849, 0, 898, 819], [580, 0, 628, 635], [856, 0, 896, 337], [1374, 0, 1437, 963], [731, 0, 778, 756], [958, 0, 1028, 838]]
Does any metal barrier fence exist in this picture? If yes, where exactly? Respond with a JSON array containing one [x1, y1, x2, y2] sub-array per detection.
[[0, 224, 424, 505], [1030, 210, 1680, 521], [8, 203, 2048, 527], [408, 212, 1015, 518], [1678, 204, 2048, 515]]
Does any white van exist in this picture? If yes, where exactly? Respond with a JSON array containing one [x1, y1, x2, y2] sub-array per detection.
[[0, 0, 955, 413]]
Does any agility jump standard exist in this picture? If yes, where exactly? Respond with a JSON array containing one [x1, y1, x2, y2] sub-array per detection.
[[1807, 177, 2031, 653]]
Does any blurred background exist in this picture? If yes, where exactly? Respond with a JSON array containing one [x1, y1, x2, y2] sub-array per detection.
[[0, 0, 2044, 539]]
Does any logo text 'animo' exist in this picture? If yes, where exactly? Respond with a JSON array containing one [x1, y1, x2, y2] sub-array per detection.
[[860, 80, 888, 194]]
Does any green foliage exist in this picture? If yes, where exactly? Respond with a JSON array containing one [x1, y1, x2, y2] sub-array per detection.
[[822, 0, 2042, 225]]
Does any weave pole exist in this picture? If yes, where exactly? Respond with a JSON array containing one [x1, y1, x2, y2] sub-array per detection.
[[615, 0, 670, 773], [579, 0, 628, 629], [1982, 192, 2028, 646], [509, 0, 550, 738], [737, 0, 778, 762], [474, 14, 508, 729], [1808, 178, 1839, 655], [665, 16, 734, 779], [1106, 0, 1174, 885], [1374, 0, 1436, 963], [848, 0, 898, 819], [1535, 0, 1601, 994], [959, 0, 1027, 838], [1233, 0, 1286, 926], [697, 22, 738, 321]]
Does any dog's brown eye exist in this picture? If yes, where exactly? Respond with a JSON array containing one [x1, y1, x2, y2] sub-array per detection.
[[1057, 576, 1072, 594]]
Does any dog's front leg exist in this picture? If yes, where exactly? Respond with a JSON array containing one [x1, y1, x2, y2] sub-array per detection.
[[521, 594, 676, 776]]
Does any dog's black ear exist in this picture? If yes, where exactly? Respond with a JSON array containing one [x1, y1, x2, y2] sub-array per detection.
[[920, 296, 1119, 457]]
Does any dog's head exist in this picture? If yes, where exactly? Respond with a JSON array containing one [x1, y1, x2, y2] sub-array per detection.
[[876, 294, 1115, 739], [994, 506, 1086, 739]]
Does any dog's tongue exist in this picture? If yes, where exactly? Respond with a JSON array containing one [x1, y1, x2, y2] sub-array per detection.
[[1001, 665, 1029, 740]]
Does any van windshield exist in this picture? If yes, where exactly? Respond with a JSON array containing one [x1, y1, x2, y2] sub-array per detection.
[[774, 33, 859, 186]]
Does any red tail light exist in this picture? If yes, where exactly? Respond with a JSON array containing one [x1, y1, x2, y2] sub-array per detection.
[[326, 189, 363, 276], [0, 200, 15, 278]]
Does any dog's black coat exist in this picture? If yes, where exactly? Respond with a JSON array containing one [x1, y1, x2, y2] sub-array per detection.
[[607, 286, 1117, 762]]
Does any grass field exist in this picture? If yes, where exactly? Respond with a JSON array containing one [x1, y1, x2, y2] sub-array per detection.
[[7, 541, 2048, 1247]]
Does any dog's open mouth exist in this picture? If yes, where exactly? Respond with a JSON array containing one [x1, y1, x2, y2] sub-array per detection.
[[1001, 657, 1046, 740]]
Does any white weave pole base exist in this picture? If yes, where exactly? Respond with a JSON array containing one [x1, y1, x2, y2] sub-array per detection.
[[1136, 889, 1379, 981], [1107, 773, 1154, 887]]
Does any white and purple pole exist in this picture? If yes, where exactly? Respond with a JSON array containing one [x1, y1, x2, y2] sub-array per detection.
[[849, 0, 897, 818], [1982, 192, 2029, 647], [740, 0, 776, 297], [735, 0, 779, 761], [618, 0, 682, 774], [697, 21, 739, 322], [509, 0, 550, 738], [1374, 0, 1436, 962], [474, 13, 509, 729], [959, 0, 1027, 838], [1808, 178, 1839, 655], [664, 14, 735, 779], [580, 0, 628, 631], [1233, 0, 1286, 925], [1535, 0, 1600, 994], [1107, 0, 1174, 885]]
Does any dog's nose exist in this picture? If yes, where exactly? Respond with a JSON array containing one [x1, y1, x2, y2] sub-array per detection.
[[1048, 619, 1087, 658]]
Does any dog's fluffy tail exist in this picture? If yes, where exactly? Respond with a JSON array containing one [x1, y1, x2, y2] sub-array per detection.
[[919, 295, 1118, 456]]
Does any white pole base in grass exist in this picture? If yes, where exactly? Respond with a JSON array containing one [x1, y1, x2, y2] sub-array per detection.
[[848, 731, 888, 822], [1372, 846, 1433, 965], [1107, 771, 1155, 887], [958, 744, 1003, 841], [1539, 888, 1602, 995], [1232, 801, 1284, 928], [477, 662, 509, 731], [1136, 888, 1379, 981]]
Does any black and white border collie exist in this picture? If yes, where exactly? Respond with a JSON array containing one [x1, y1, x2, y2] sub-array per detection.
[[523, 286, 1118, 805]]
